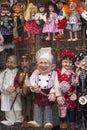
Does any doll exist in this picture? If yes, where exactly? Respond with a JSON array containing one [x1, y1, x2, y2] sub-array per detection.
[[55, 0, 67, 39], [26, 47, 61, 128], [24, 2, 39, 43], [42, 1, 58, 41], [0, 32, 4, 52], [66, 0, 81, 41], [55, 48, 77, 130], [12, 2, 25, 43], [72, 52, 87, 129], [0, 2, 13, 44], [35, 3, 46, 40]]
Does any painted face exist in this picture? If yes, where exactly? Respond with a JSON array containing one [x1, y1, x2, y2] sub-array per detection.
[[37, 58, 52, 74], [56, 2, 63, 10], [39, 6, 45, 13], [78, 58, 87, 71], [49, 5, 54, 12], [21, 59, 29, 72], [6, 56, 17, 70], [62, 58, 73, 70]]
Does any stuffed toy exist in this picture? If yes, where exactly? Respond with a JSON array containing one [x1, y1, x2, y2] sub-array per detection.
[[24, 2, 39, 43], [12, 2, 25, 43], [35, 2, 46, 40], [55, 0, 67, 39], [42, 1, 58, 41], [66, 0, 81, 41], [0, 2, 13, 44]]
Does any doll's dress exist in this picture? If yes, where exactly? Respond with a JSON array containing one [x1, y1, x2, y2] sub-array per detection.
[[24, 13, 39, 34], [42, 12, 58, 33], [66, 10, 81, 32]]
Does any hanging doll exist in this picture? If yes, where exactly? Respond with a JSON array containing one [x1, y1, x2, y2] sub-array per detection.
[[42, 1, 58, 41], [66, 0, 81, 41], [0, 32, 4, 52], [0, 2, 13, 44], [55, 0, 67, 39], [35, 2, 46, 40], [12, 2, 25, 43], [24, 2, 39, 43]]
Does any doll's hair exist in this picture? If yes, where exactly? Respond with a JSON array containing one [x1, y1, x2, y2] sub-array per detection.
[[24, 2, 38, 20], [46, 1, 57, 19]]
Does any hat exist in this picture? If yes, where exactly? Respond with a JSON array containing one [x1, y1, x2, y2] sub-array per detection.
[[36, 47, 53, 64], [75, 52, 87, 62], [38, 2, 46, 8], [61, 48, 75, 60], [21, 54, 31, 61]]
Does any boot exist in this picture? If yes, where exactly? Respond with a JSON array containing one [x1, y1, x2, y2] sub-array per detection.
[[70, 122, 76, 130]]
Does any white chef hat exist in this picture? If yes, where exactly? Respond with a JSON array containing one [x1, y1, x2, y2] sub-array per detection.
[[36, 47, 53, 64]]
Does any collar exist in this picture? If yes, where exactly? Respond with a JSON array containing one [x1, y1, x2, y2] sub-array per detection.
[[61, 68, 75, 75]]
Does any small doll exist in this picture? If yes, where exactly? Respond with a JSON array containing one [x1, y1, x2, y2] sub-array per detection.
[[26, 47, 61, 128], [55, 48, 77, 130], [35, 2, 46, 40], [12, 2, 25, 43], [42, 1, 58, 41], [24, 2, 39, 43], [72, 52, 87, 129], [55, 0, 67, 39], [0, 32, 4, 52], [66, 0, 81, 41]]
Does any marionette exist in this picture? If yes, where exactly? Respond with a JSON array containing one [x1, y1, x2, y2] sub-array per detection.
[[55, 48, 77, 130], [26, 47, 61, 128], [66, 0, 81, 41], [0, 32, 4, 52], [0, 2, 13, 44], [55, 0, 67, 39], [12, 2, 25, 43], [42, 1, 58, 41], [24, 2, 39, 43], [72, 52, 87, 129], [35, 2, 46, 40]]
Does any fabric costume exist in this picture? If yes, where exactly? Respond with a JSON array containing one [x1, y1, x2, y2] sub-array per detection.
[[42, 12, 58, 33], [14, 69, 33, 122], [0, 68, 23, 126]]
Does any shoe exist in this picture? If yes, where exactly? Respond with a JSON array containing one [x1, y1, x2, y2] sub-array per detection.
[[44, 123, 53, 128], [24, 36, 31, 41], [75, 122, 82, 129], [21, 122, 29, 128], [1, 120, 12, 126], [67, 38, 72, 41], [46, 36, 50, 41], [12, 38, 19, 43], [31, 39, 36, 43], [13, 122, 22, 126], [72, 38, 78, 41], [27, 121, 41, 127]]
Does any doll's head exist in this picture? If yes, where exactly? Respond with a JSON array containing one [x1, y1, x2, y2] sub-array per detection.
[[24, 2, 38, 20], [61, 48, 75, 70], [36, 47, 55, 74], [75, 52, 87, 71], [6, 55, 18, 70], [48, 1, 56, 12], [38, 3, 46, 13], [56, 0, 68, 10]]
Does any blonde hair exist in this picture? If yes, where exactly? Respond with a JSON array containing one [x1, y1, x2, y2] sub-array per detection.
[[24, 2, 38, 20]]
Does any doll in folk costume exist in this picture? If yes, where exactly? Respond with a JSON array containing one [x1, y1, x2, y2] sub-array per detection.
[[26, 47, 61, 128], [35, 2, 46, 40], [42, 1, 58, 41], [24, 2, 39, 43], [55, 48, 77, 130], [12, 2, 25, 43], [0, 32, 4, 52], [55, 0, 67, 39], [66, 0, 81, 41]]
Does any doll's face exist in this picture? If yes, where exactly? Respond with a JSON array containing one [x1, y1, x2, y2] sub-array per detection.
[[49, 5, 54, 12], [62, 58, 73, 70], [69, 2, 77, 11], [78, 58, 87, 71], [6, 56, 17, 70], [37, 58, 52, 74], [56, 2, 63, 10], [39, 6, 45, 13], [21, 59, 30, 72]]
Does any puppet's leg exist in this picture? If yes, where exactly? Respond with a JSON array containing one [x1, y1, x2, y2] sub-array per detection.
[[67, 31, 73, 41], [46, 32, 50, 41], [72, 32, 78, 41]]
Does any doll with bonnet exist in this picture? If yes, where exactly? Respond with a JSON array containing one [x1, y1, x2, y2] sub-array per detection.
[[24, 2, 39, 43]]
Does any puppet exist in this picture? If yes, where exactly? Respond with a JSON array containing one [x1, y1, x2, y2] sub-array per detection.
[[12, 2, 25, 43], [24, 2, 39, 43], [42, 1, 58, 41]]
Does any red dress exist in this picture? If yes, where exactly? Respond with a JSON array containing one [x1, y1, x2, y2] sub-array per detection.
[[57, 68, 76, 109]]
